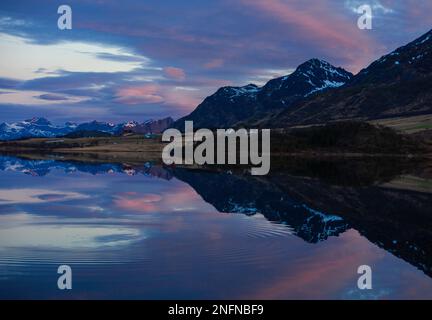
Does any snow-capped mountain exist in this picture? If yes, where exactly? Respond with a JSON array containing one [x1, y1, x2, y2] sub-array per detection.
[[0, 117, 174, 141], [172, 59, 352, 129], [172, 83, 264, 129], [124, 121, 139, 129], [264, 28, 432, 127], [0, 117, 77, 141], [260, 59, 352, 103]]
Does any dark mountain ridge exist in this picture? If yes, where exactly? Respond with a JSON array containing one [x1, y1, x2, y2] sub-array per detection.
[[173, 59, 353, 129], [173, 28, 432, 130], [258, 28, 432, 127]]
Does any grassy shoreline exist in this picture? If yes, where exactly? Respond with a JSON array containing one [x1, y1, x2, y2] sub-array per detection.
[[1, 122, 431, 163]]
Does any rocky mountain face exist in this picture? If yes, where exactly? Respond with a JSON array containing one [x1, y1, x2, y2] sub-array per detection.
[[0, 117, 174, 140], [259, 59, 352, 107], [261, 28, 432, 127], [172, 59, 352, 129], [173, 84, 262, 129]]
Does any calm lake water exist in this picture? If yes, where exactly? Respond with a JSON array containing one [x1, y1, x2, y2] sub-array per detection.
[[0, 155, 432, 299]]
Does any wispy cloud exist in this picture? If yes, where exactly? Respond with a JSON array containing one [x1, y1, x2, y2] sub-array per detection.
[[36, 93, 69, 101], [163, 67, 186, 81], [115, 85, 164, 104], [0, 88, 89, 105], [345, 0, 394, 14], [0, 188, 89, 204], [0, 33, 150, 80]]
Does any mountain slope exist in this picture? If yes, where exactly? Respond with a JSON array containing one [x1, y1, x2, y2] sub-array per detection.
[[173, 59, 352, 129], [259, 59, 352, 108], [260, 28, 432, 127], [173, 84, 262, 129]]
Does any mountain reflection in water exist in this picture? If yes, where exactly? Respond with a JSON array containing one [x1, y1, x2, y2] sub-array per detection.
[[0, 154, 431, 299]]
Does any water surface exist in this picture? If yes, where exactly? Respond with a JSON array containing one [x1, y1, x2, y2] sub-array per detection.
[[0, 155, 431, 299]]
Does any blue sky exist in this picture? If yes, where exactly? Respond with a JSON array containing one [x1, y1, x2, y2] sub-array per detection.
[[0, 0, 431, 123]]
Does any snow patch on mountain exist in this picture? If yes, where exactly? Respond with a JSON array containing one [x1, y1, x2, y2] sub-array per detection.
[[305, 80, 346, 97], [224, 84, 261, 98]]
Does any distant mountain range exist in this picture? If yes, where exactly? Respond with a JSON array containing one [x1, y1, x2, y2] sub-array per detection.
[[173, 28, 432, 129], [0, 117, 174, 141]]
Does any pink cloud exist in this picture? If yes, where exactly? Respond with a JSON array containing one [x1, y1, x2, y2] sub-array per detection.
[[204, 58, 225, 69], [403, 0, 432, 31], [114, 81, 207, 114], [164, 67, 186, 80], [238, 0, 377, 72], [244, 230, 385, 299], [114, 186, 203, 213], [163, 89, 203, 113], [115, 85, 164, 105], [114, 193, 163, 213]]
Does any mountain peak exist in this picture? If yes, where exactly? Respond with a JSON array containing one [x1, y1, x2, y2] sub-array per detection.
[[173, 58, 353, 129], [296, 59, 352, 80], [259, 58, 352, 102], [124, 121, 139, 128], [299, 58, 335, 70], [24, 117, 51, 126], [302, 58, 330, 67]]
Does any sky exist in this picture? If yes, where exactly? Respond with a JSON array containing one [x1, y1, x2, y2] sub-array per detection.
[[0, 0, 431, 124]]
